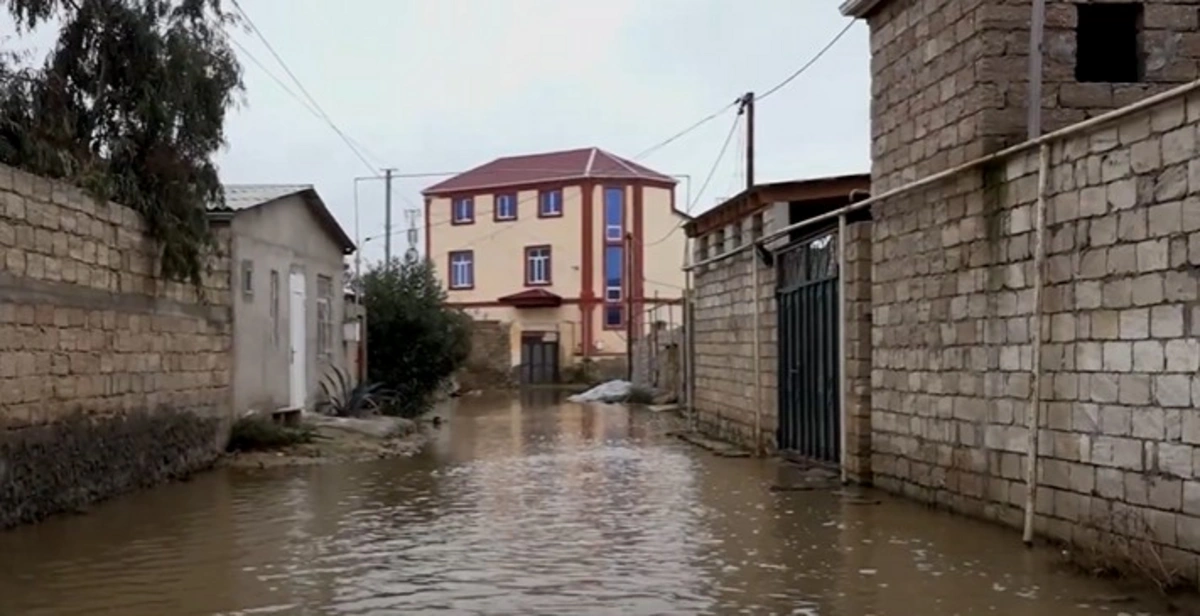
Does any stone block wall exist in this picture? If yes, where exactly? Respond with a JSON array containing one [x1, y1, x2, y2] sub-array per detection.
[[871, 90, 1200, 572], [692, 242, 777, 450], [844, 220, 874, 482], [0, 163, 232, 528], [866, 0, 1199, 193]]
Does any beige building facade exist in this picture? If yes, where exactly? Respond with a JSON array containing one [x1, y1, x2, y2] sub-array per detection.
[[423, 147, 687, 382]]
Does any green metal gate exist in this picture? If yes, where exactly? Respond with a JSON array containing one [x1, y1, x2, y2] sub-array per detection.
[[776, 229, 839, 464]]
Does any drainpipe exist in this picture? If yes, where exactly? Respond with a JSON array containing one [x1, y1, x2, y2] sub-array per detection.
[[1024, 143, 1051, 545], [837, 212, 848, 482], [751, 246, 762, 456]]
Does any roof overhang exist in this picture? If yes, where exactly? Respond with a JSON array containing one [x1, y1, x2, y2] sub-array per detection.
[[839, 0, 887, 17], [497, 289, 563, 308], [206, 188, 357, 255], [684, 174, 871, 238]]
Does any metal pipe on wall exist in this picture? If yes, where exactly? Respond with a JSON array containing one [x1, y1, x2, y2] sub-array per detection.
[[837, 212, 848, 483], [751, 247, 762, 456], [684, 75, 1200, 275], [1023, 143, 1051, 545]]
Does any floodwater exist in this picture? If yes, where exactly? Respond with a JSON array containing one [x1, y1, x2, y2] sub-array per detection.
[[0, 392, 1181, 615]]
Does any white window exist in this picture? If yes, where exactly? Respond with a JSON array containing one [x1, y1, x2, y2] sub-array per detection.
[[452, 197, 474, 224], [449, 251, 474, 289], [525, 246, 551, 285], [539, 189, 562, 217], [240, 259, 253, 299], [495, 194, 517, 220]]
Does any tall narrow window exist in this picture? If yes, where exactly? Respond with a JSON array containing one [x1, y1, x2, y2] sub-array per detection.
[[495, 193, 517, 221], [449, 250, 474, 289], [604, 245, 623, 327], [1076, 3, 1143, 83], [539, 189, 563, 217], [604, 187, 624, 241], [751, 213, 764, 240], [452, 197, 475, 224], [525, 245, 552, 286], [316, 275, 333, 357], [269, 269, 280, 346]]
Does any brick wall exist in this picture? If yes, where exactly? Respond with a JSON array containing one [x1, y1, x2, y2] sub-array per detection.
[[867, 0, 1199, 193], [844, 221, 874, 482], [871, 91, 1200, 572], [0, 163, 232, 528]]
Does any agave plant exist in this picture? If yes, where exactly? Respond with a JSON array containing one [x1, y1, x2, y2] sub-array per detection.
[[319, 365, 386, 417]]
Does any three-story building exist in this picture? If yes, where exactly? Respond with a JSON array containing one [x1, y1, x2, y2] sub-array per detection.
[[422, 147, 688, 382]]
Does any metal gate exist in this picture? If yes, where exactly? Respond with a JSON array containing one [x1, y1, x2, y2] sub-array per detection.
[[520, 332, 559, 385], [776, 228, 840, 464]]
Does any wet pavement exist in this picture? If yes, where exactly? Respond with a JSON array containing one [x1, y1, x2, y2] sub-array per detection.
[[0, 391, 1182, 615]]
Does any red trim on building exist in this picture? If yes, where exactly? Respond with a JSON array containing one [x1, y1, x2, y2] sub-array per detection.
[[523, 244, 553, 287], [498, 288, 563, 308], [580, 182, 595, 357], [632, 183, 645, 339], [447, 249, 474, 291]]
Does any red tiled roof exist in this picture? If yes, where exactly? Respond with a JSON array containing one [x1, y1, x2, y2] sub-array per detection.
[[422, 147, 676, 196]]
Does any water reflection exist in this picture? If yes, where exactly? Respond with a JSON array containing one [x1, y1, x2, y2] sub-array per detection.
[[0, 393, 1177, 615]]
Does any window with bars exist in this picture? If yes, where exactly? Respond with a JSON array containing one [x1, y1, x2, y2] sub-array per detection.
[[317, 274, 333, 357]]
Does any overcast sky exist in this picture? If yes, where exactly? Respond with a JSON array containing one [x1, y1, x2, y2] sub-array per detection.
[[7, 1, 871, 266]]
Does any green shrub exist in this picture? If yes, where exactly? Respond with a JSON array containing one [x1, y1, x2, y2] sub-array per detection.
[[226, 416, 315, 453], [362, 256, 472, 415]]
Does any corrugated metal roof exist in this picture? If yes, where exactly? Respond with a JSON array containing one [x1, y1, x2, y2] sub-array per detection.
[[421, 147, 675, 196], [210, 184, 312, 211]]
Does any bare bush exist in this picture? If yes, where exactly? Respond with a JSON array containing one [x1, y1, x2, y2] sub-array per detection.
[[1064, 508, 1187, 594]]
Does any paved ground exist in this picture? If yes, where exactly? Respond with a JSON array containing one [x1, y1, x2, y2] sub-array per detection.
[[0, 390, 1181, 615]]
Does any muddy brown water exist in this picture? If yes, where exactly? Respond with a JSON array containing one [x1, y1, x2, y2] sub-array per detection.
[[0, 391, 1182, 615]]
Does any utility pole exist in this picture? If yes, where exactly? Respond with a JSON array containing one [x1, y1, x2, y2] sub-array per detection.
[[383, 168, 396, 266], [625, 232, 634, 382], [404, 209, 420, 261], [739, 92, 755, 190]]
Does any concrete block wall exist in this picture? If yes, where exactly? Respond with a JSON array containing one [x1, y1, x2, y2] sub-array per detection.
[[691, 214, 778, 450], [870, 90, 1200, 573], [867, 0, 1199, 194], [844, 220, 874, 482], [0, 163, 232, 527]]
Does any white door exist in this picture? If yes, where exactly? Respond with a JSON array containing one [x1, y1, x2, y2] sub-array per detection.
[[289, 271, 307, 409]]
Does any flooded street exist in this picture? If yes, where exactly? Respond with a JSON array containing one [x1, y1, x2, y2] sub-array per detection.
[[0, 392, 1178, 615]]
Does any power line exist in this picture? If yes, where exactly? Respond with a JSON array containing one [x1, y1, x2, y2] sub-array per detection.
[[756, 20, 856, 102], [634, 101, 738, 160], [230, 0, 388, 176], [642, 113, 741, 248]]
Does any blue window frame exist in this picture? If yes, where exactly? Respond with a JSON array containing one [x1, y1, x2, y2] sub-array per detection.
[[452, 197, 474, 224], [604, 305, 624, 328], [604, 187, 624, 241], [495, 194, 517, 221], [539, 189, 563, 217], [604, 245, 623, 327], [448, 250, 474, 289]]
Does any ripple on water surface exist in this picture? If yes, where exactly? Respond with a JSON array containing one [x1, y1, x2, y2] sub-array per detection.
[[0, 394, 1181, 615]]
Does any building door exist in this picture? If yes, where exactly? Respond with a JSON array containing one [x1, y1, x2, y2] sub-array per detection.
[[776, 228, 840, 464], [520, 332, 559, 385], [288, 270, 307, 409]]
